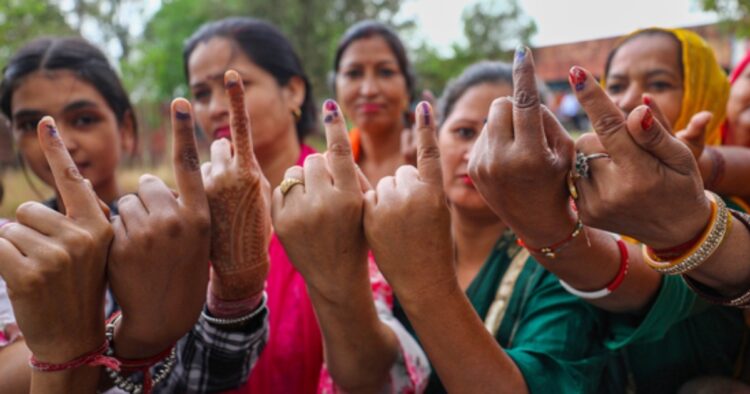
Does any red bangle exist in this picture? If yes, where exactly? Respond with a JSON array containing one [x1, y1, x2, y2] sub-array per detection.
[[29, 339, 120, 372], [517, 219, 584, 258], [559, 238, 629, 299]]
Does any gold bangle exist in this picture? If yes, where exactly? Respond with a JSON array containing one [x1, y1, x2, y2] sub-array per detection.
[[643, 191, 732, 275]]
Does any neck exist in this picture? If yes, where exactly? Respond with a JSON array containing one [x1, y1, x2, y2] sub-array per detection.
[[359, 126, 402, 162], [451, 206, 507, 270], [255, 128, 301, 189]]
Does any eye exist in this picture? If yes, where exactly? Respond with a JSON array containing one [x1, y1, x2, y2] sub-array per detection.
[[192, 88, 210, 104], [455, 127, 476, 140], [343, 69, 363, 79], [606, 82, 625, 94], [15, 119, 40, 134], [647, 81, 675, 92], [71, 113, 101, 128], [378, 68, 397, 77]]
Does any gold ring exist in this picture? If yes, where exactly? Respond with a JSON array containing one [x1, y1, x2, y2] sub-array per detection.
[[280, 178, 304, 196], [567, 171, 579, 200]]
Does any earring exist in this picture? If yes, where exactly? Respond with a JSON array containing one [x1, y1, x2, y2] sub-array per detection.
[[292, 107, 302, 121]]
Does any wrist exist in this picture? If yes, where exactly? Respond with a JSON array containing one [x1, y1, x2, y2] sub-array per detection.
[[650, 193, 713, 250], [113, 315, 173, 359], [30, 327, 105, 364], [210, 260, 269, 300], [514, 207, 579, 254], [207, 288, 264, 318]]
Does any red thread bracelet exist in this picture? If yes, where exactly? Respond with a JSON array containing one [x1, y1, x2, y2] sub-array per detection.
[[29, 339, 120, 372], [559, 238, 629, 300], [517, 219, 584, 258]]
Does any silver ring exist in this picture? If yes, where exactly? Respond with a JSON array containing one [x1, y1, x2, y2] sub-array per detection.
[[575, 152, 610, 179]]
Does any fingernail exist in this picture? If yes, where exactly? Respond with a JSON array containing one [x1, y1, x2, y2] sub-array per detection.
[[421, 101, 431, 126], [174, 100, 191, 120], [642, 95, 652, 107], [323, 100, 338, 123], [569, 67, 586, 92], [324, 99, 337, 112], [641, 108, 654, 130], [225, 70, 239, 87], [515, 45, 526, 63], [483, 118, 488, 125], [42, 116, 58, 137]]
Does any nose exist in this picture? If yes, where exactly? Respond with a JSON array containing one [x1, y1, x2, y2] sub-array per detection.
[[360, 72, 379, 97], [615, 84, 642, 116], [209, 87, 230, 121]]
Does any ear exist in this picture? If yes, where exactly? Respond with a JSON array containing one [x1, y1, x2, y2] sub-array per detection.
[[282, 76, 306, 113], [119, 110, 137, 156]]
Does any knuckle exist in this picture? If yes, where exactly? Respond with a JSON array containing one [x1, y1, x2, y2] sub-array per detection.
[[418, 143, 441, 162], [593, 114, 624, 136], [327, 141, 352, 157], [513, 90, 540, 110]]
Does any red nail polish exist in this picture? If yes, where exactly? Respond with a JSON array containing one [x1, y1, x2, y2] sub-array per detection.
[[569, 67, 586, 92], [324, 100, 337, 112], [642, 95, 652, 107], [641, 108, 654, 130]]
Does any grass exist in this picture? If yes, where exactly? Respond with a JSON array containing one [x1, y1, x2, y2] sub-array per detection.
[[0, 164, 175, 219]]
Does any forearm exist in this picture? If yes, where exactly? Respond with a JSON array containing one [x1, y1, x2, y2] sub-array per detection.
[[0, 340, 31, 394], [529, 227, 662, 313], [398, 281, 527, 394], [308, 271, 399, 393], [700, 146, 750, 197], [31, 367, 101, 394], [685, 210, 750, 296]]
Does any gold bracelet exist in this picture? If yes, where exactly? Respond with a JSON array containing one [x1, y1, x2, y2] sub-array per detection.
[[643, 191, 732, 275]]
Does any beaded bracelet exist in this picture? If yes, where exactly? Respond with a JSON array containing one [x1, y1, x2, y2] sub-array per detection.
[[559, 236, 629, 299], [643, 191, 732, 275], [201, 291, 268, 326], [517, 219, 584, 259], [681, 209, 750, 308], [104, 312, 177, 394]]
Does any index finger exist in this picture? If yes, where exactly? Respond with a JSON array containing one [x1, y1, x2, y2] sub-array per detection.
[[171, 98, 208, 210], [322, 99, 359, 191], [512, 46, 546, 147], [36, 117, 102, 219], [415, 101, 443, 185], [569, 66, 642, 165], [225, 70, 254, 168]]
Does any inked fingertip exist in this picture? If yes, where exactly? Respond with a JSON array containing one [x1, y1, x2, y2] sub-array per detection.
[[224, 70, 240, 87], [323, 99, 339, 123], [641, 107, 654, 131], [569, 66, 586, 92], [514, 45, 527, 63], [418, 101, 432, 126], [173, 98, 192, 120]]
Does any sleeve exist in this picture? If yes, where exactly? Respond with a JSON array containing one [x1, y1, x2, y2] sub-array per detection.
[[154, 304, 268, 393], [605, 274, 704, 349], [317, 258, 430, 394], [0, 276, 21, 349], [503, 267, 609, 394]]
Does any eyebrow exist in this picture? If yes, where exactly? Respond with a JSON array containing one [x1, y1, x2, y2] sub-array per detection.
[[609, 69, 679, 80], [190, 73, 226, 89], [341, 59, 399, 69], [13, 99, 100, 120]]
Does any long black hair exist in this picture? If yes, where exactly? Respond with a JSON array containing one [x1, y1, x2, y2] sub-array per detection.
[[183, 17, 317, 141]]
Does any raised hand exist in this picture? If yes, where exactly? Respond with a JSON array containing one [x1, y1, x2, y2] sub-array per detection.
[[0, 117, 112, 384], [107, 98, 211, 358], [570, 65, 710, 249], [202, 70, 271, 301], [364, 101, 454, 302], [468, 47, 577, 246], [271, 100, 370, 296]]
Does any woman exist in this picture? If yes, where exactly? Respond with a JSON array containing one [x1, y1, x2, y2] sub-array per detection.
[[0, 37, 265, 393], [184, 17, 426, 393], [468, 40, 747, 393], [603, 28, 750, 203], [723, 50, 750, 148], [333, 20, 415, 184]]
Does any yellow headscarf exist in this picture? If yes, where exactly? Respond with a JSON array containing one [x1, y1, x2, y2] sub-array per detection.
[[604, 28, 729, 145]]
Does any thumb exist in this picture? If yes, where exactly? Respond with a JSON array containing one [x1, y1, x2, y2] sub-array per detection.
[[676, 111, 711, 160]]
